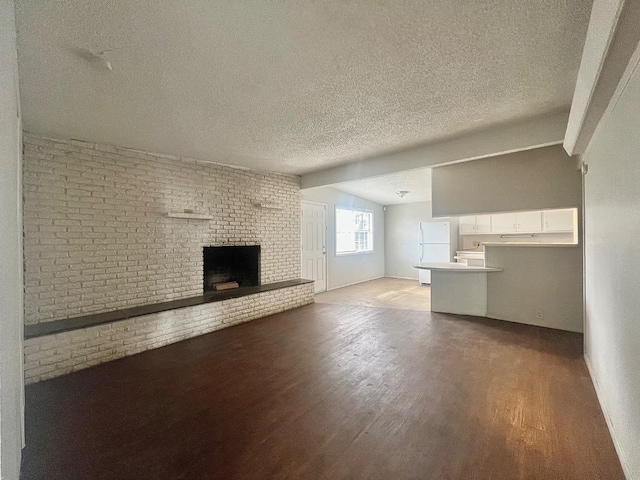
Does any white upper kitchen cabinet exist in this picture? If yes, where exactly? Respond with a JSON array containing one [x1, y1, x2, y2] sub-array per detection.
[[543, 209, 575, 232], [459, 216, 476, 235], [459, 215, 491, 235], [491, 213, 517, 234], [489, 212, 540, 234], [516, 211, 542, 233], [459, 209, 575, 236], [475, 215, 492, 234]]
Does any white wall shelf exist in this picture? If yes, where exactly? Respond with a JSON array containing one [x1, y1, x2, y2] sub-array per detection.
[[165, 212, 214, 220], [252, 202, 283, 210]]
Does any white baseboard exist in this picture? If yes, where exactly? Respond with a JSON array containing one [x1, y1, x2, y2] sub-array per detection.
[[327, 276, 384, 291], [384, 275, 418, 281], [584, 353, 632, 480]]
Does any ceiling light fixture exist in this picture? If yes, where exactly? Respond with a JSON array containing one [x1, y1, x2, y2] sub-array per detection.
[[396, 190, 409, 198]]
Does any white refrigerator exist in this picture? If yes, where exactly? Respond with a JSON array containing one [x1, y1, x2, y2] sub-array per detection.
[[419, 221, 456, 284]]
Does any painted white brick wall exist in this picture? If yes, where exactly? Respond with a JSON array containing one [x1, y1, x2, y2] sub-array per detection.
[[23, 133, 302, 324], [24, 283, 314, 384]]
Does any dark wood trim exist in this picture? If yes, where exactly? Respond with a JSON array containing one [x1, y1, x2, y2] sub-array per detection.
[[24, 279, 313, 339]]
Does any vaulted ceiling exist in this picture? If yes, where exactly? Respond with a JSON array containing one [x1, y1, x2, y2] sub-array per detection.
[[16, 0, 592, 175]]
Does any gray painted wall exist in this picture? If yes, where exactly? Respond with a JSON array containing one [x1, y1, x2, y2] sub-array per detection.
[[384, 201, 457, 280], [301, 187, 384, 290], [0, 0, 24, 477], [485, 245, 583, 332], [431, 145, 582, 217], [431, 144, 584, 333], [581, 52, 640, 479]]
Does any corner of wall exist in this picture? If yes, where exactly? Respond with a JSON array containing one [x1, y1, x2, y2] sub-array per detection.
[[583, 353, 632, 479], [0, 0, 25, 477]]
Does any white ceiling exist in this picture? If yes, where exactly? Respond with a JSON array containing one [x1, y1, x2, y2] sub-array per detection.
[[333, 168, 432, 206], [15, 0, 592, 175]]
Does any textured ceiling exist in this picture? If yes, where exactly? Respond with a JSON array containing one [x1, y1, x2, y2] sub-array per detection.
[[16, 0, 592, 175], [334, 168, 432, 206]]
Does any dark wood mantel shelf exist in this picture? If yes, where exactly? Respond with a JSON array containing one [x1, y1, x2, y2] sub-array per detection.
[[25, 279, 313, 339]]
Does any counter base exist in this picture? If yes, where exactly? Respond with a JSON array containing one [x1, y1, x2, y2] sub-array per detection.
[[431, 270, 488, 317]]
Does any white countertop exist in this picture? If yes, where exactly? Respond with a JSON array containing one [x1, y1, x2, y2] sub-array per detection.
[[414, 262, 502, 272], [483, 242, 578, 248]]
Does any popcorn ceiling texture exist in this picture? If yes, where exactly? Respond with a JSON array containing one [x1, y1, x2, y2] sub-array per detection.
[[23, 133, 302, 325], [15, 0, 592, 174], [24, 283, 314, 384]]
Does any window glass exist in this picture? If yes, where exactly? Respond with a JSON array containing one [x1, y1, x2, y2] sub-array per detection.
[[336, 207, 373, 255]]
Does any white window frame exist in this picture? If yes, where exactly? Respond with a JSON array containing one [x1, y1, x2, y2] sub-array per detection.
[[335, 206, 374, 256]]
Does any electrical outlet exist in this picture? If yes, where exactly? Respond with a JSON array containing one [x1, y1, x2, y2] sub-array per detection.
[[535, 310, 544, 320]]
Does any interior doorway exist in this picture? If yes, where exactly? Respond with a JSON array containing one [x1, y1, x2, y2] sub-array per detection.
[[301, 201, 327, 293]]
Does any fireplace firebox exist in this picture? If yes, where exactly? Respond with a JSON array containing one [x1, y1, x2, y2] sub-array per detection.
[[203, 245, 260, 292]]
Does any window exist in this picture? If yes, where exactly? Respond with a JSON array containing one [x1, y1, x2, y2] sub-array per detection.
[[335, 207, 373, 255]]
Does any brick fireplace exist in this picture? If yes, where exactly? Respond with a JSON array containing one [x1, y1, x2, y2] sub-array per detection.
[[203, 245, 261, 291], [21, 133, 314, 383]]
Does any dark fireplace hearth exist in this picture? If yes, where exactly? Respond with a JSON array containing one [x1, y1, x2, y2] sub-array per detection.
[[203, 245, 260, 292]]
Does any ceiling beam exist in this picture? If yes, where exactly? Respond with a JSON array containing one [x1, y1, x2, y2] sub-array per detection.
[[301, 111, 568, 189], [564, 0, 640, 155]]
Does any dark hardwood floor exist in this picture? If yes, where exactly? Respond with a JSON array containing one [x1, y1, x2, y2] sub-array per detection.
[[21, 303, 624, 479]]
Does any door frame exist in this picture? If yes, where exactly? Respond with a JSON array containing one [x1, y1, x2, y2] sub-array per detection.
[[301, 200, 328, 293]]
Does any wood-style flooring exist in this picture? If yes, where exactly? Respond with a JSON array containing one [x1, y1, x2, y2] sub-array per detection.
[[20, 302, 624, 479], [315, 277, 431, 311]]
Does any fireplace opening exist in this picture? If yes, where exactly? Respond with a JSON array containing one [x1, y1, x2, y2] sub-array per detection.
[[203, 245, 260, 292]]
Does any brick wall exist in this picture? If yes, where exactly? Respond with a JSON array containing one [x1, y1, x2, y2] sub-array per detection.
[[23, 133, 302, 325], [24, 283, 314, 384]]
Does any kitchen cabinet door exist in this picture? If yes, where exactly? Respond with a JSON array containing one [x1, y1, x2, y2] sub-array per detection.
[[543, 209, 575, 232], [459, 216, 476, 235], [516, 211, 542, 233], [475, 215, 492, 234], [491, 213, 517, 234]]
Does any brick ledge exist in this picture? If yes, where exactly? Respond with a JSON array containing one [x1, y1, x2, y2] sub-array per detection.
[[25, 279, 313, 339]]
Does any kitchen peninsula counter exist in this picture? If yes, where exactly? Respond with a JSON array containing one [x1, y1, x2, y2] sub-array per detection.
[[414, 262, 502, 316]]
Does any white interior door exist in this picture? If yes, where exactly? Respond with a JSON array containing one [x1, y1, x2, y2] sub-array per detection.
[[301, 202, 327, 293]]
